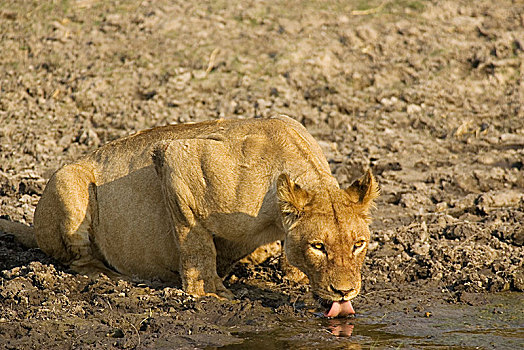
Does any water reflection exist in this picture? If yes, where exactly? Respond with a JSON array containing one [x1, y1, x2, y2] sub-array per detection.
[[326, 318, 355, 337]]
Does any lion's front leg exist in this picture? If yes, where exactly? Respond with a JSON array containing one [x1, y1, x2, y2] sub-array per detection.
[[152, 140, 234, 299], [175, 224, 234, 299]]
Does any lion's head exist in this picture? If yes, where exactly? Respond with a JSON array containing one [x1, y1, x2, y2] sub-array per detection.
[[277, 170, 379, 317]]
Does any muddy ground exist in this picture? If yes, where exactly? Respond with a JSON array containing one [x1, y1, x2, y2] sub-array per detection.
[[0, 0, 523, 348]]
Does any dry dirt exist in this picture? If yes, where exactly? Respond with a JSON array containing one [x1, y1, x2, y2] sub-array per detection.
[[0, 0, 523, 349]]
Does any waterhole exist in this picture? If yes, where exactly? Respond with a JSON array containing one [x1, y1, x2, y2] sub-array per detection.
[[215, 293, 523, 350]]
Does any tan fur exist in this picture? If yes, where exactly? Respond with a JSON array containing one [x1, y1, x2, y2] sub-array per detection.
[[14, 116, 379, 301], [0, 219, 37, 248]]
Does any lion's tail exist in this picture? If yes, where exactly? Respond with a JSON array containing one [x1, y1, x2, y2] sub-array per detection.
[[0, 218, 38, 248]]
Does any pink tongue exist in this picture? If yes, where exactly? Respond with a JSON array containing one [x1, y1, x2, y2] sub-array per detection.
[[325, 300, 355, 318]]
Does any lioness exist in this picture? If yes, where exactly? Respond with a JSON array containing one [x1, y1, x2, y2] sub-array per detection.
[[0, 116, 378, 317]]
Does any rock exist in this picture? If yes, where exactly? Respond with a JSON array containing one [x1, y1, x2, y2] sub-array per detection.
[[411, 243, 430, 256], [512, 268, 524, 291], [355, 25, 378, 41], [399, 192, 433, 209], [511, 226, 524, 246], [407, 104, 422, 115], [76, 126, 100, 147], [380, 96, 399, 106], [435, 202, 448, 212], [477, 190, 524, 213], [18, 178, 44, 195]]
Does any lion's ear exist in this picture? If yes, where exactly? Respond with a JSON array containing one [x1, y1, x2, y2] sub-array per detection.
[[345, 169, 379, 214], [276, 174, 312, 226]]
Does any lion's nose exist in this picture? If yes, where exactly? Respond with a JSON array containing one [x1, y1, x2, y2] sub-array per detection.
[[330, 285, 356, 297]]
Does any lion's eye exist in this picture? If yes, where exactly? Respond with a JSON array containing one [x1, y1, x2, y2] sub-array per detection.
[[311, 242, 325, 251], [353, 240, 366, 250]]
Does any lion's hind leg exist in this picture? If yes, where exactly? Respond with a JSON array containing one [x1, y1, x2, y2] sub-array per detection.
[[34, 164, 117, 278]]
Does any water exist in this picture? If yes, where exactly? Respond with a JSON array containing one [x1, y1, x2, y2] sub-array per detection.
[[216, 293, 523, 349]]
